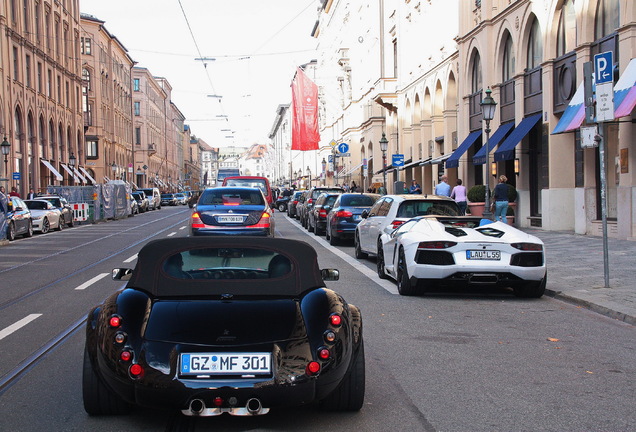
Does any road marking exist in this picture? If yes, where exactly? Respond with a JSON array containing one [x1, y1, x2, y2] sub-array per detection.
[[0, 314, 42, 341], [179, 226, 187, 230], [167, 232, 177, 237], [123, 254, 138, 263], [74, 273, 110, 290], [290, 221, 399, 295]]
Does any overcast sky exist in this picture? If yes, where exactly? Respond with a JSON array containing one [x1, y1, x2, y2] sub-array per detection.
[[79, 0, 319, 147]]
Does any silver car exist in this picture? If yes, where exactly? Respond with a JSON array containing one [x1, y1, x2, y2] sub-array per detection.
[[24, 199, 63, 233]]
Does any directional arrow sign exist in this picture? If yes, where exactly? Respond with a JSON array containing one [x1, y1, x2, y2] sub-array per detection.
[[594, 51, 613, 85], [337, 142, 349, 154]]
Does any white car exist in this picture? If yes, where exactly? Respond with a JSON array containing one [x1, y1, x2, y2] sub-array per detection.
[[354, 194, 461, 259], [24, 199, 64, 234], [376, 216, 547, 297]]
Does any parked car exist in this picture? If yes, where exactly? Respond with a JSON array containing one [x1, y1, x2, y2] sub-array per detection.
[[377, 216, 547, 297], [174, 193, 187, 205], [298, 187, 344, 228], [24, 199, 64, 233], [5, 196, 33, 240], [325, 193, 380, 245], [308, 192, 341, 236], [36, 195, 74, 227], [129, 195, 139, 215], [190, 187, 275, 237], [354, 195, 460, 259], [274, 195, 290, 212], [131, 191, 149, 213], [287, 191, 304, 218], [161, 193, 178, 206], [83, 236, 363, 416], [138, 187, 161, 210]]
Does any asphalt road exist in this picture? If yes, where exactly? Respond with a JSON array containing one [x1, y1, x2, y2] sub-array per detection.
[[0, 206, 634, 431]]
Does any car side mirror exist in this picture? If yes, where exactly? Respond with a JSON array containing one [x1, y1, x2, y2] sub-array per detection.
[[361, 209, 369, 218], [112, 268, 133, 281], [321, 269, 339, 281]]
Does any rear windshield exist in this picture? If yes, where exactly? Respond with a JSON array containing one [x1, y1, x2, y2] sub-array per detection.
[[163, 248, 291, 280], [340, 195, 377, 207], [25, 201, 48, 210], [397, 200, 460, 218], [224, 178, 268, 195], [312, 188, 342, 199], [200, 189, 265, 206], [41, 197, 61, 206]]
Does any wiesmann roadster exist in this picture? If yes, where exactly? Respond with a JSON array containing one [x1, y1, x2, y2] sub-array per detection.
[[83, 237, 364, 416], [376, 216, 547, 297]]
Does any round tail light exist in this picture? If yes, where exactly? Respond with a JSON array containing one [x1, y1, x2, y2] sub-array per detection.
[[329, 313, 342, 327], [129, 364, 144, 378], [306, 361, 321, 376], [318, 347, 330, 360], [120, 350, 132, 362]]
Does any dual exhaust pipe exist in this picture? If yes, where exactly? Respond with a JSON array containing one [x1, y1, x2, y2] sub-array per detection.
[[183, 397, 266, 416]]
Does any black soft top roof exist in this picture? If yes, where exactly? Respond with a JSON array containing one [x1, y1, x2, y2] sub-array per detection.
[[127, 237, 325, 297]]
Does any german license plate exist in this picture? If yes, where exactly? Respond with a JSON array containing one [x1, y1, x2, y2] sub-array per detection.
[[217, 215, 244, 223], [467, 250, 501, 260], [180, 353, 271, 375], [353, 215, 361, 221]]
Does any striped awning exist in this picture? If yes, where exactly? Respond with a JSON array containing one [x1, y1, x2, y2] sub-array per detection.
[[79, 167, 97, 184], [40, 159, 63, 181], [614, 57, 636, 118]]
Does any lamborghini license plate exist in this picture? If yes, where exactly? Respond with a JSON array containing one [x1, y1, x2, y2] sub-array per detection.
[[180, 353, 271, 375], [467, 250, 501, 260]]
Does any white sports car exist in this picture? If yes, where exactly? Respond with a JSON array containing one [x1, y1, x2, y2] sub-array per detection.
[[377, 216, 547, 297]]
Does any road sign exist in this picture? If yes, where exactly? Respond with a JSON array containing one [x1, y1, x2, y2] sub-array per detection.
[[12, 172, 20, 180], [337, 142, 349, 154], [339, 153, 351, 157], [392, 154, 404, 167], [580, 126, 598, 148], [329, 139, 337, 147], [596, 82, 615, 121], [594, 51, 613, 84], [328, 155, 333, 162]]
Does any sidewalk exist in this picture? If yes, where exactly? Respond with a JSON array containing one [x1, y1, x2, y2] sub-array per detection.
[[522, 228, 636, 325]]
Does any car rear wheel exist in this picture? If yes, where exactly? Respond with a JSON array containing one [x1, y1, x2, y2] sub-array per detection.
[[278, 203, 286, 212], [376, 241, 388, 279], [396, 248, 417, 296], [82, 346, 130, 415], [354, 232, 367, 259], [328, 227, 339, 245], [41, 217, 50, 234], [320, 340, 365, 411], [7, 222, 16, 241], [25, 221, 33, 237], [513, 274, 547, 298], [57, 217, 64, 231], [67, 216, 74, 227]]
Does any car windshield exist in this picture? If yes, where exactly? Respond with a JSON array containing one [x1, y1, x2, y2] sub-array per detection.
[[200, 189, 265, 206], [161, 194, 173, 198], [312, 188, 342, 199], [225, 179, 267, 194], [25, 201, 49, 210], [163, 248, 291, 280], [397, 200, 460, 218], [340, 195, 377, 207], [41, 197, 61, 206], [132, 193, 144, 199]]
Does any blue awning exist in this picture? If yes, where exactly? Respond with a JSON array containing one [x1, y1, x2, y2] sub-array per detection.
[[445, 130, 482, 169], [493, 114, 543, 162], [472, 122, 515, 165]]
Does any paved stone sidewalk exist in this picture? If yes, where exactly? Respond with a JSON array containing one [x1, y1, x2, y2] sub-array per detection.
[[522, 228, 636, 325]]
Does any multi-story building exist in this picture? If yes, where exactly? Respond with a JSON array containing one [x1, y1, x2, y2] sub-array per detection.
[[81, 13, 134, 185], [0, 0, 85, 194]]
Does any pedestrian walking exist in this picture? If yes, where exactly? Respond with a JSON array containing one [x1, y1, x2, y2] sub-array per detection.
[[493, 175, 509, 222], [350, 181, 358, 192], [27, 188, 37, 200], [9, 186, 20, 197], [434, 175, 451, 196], [377, 183, 387, 195], [450, 179, 467, 215], [409, 180, 422, 194]]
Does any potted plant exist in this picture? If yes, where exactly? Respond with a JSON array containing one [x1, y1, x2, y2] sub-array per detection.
[[467, 184, 487, 216]]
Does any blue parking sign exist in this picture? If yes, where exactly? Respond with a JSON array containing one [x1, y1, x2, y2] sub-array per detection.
[[594, 51, 613, 84], [12, 172, 20, 180]]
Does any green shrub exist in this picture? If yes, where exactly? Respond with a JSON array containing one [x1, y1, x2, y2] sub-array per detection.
[[467, 184, 486, 202], [506, 184, 517, 202]]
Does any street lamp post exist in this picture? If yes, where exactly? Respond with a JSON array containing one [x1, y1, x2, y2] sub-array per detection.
[[321, 158, 326, 186], [480, 88, 497, 220], [379, 132, 388, 194], [111, 162, 117, 181], [306, 166, 311, 189], [69, 153, 76, 186], [1, 137, 10, 182]]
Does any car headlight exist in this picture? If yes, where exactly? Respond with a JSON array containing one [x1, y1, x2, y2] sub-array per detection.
[[32, 215, 43, 220]]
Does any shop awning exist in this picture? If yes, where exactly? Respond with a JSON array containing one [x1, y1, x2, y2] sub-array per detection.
[[72, 166, 87, 184], [79, 167, 97, 184], [445, 130, 482, 169], [60, 163, 80, 182], [375, 164, 395, 174], [614, 57, 636, 118], [343, 163, 363, 176], [551, 82, 585, 134], [103, 176, 111, 182], [494, 114, 543, 162], [40, 159, 63, 181], [421, 154, 450, 166], [403, 157, 430, 169], [472, 122, 515, 165]]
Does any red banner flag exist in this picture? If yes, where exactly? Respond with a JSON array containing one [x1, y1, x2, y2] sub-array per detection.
[[291, 67, 320, 151]]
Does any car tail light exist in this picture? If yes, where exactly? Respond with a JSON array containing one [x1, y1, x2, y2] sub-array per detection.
[[324, 330, 336, 343], [307, 199, 313, 204], [114, 332, 126, 344], [191, 212, 205, 228], [249, 212, 271, 228], [335, 210, 352, 218], [319, 209, 328, 219], [120, 350, 132, 362], [329, 313, 342, 327], [293, 200, 298, 205], [213, 397, 223, 407], [306, 361, 321, 376], [418, 241, 457, 249], [129, 364, 144, 378], [511, 242, 543, 251], [390, 220, 405, 229], [109, 315, 121, 328], [318, 347, 330, 360]]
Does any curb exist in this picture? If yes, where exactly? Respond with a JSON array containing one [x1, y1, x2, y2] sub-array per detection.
[[545, 288, 636, 326]]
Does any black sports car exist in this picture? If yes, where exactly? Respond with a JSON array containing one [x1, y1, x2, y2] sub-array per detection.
[[83, 237, 365, 416]]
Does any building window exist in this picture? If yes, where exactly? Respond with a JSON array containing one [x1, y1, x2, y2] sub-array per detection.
[[595, 0, 620, 40], [557, 0, 576, 57], [25, 55, 31, 88], [82, 68, 91, 91], [81, 37, 92, 55], [47, 69, 52, 97], [471, 52, 482, 93], [133, 78, 140, 91], [527, 19, 543, 70], [23, 0, 29, 34], [134, 101, 140, 116], [57, 75, 62, 101], [87, 139, 98, 158], [35, 2, 41, 44], [37, 62, 42, 93], [135, 127, 141, 145], [502, 34, 514, 82], [13, 47, 19, 80]]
